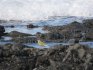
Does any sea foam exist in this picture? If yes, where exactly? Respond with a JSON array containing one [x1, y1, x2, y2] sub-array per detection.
[[0, 0, 93, 20]]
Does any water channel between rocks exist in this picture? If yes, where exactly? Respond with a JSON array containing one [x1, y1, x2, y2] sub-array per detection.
[[0, 22, 93, 48]]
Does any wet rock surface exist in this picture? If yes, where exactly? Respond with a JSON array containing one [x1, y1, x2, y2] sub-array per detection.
[[1, 18, 93, 44], [7, 31, 36, 43], [42, 20, 93, 42], [27, 24, 38, 28], [0, 43, 93, 70], [0, 25, 5, 38], [0, 18, 93, 70], [9, 31, 32, 37]]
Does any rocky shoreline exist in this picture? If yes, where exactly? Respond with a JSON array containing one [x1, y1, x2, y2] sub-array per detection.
[[0, 19, 93, 44], [41, 19, 93, 42], [0, 43, 93, 70], [0, 18, 93, 70]]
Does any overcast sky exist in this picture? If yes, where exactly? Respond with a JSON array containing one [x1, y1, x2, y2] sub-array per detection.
[[0, 0, 93, 20]]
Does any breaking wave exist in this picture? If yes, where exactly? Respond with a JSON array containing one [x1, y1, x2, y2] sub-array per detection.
[[0, 0, 93, 20]]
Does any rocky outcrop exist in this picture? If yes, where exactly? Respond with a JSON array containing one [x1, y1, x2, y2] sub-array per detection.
[[42, 20, 93, 42], [36, 32, 64, 42], [39, 21, 83, 42], [27, 24, 38, 28], [0, 25, 5, 38], [9, 31, 32, 37], [0, 44, 93, 70], [83, 19, 93, 28], [13, 36, 37, 43], [84, 31, 93, 41]]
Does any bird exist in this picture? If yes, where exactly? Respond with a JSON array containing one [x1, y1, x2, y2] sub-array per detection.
[[37, 40, 46, 47]]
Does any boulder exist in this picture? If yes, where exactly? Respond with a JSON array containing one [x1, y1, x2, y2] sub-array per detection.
[[9, 31, 31, 37], [85, 32, 93, 41], [68, 39, 79, 45], [27, 24, 38, 28], [42, 21, 84, 42], [0, 25, 5, 37], [83, 19, 93, 28], [46, 33, 63, 39], [63, 44, 86, 62]]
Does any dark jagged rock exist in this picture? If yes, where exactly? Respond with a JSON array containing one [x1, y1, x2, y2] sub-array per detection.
[[84, 31, 93, 41], [1, 18, 93, 70], [9, 31, 32, 37], [41, 21, 83, 41], [42, 20, 93, 42], [0, 25, 5, 38], [83, 19, 93, 28], [27, 24, 38, 28], [0, 44, 93, 70]]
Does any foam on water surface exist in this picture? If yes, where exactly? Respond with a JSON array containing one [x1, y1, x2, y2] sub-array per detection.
[[0, 0, 93, 20]]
